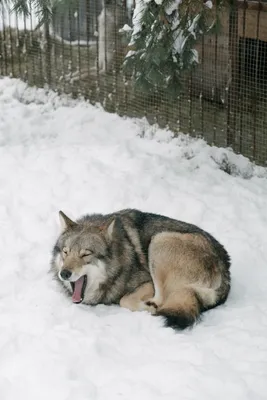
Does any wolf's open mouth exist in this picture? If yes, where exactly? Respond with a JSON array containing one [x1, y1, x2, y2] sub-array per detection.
[[70, 275, 87, 304]]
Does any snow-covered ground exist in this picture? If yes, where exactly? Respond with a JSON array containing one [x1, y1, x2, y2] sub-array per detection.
[[0, 77, 267, 400]]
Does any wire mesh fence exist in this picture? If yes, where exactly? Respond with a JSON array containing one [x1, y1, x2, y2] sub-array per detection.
[[0, 0, 267, 165]]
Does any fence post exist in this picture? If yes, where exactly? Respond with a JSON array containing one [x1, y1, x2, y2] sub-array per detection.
[[227, 0, 239, 148], [44, 21, 52, 85]]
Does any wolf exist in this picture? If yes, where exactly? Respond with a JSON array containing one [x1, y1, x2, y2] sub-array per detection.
[[50, 208, 231, 330]]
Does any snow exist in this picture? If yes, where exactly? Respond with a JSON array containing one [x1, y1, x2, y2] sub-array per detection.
[[128, 0, 199, 65], [119, 24, 133, 33], [130, 0, 146, 38], [0, 76, 267, 400], [205, 1, 213, 9], [165, 0, 182, 16]]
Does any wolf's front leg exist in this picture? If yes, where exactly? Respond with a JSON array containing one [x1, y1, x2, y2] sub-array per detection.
[[120, 282, 155, 313]]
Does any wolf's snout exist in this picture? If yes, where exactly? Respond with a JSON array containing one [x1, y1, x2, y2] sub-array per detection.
[[60, 269, 72, 280]]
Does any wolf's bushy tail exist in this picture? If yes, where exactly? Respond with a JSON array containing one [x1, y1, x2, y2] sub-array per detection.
[[157, 309, 201, 330], [156, 288, 203, 330]]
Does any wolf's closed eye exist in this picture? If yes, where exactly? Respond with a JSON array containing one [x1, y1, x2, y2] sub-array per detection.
[[81, 250, 92, 257]]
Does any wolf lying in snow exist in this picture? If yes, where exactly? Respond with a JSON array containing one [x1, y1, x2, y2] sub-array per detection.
[[50, 208, 231, 330]]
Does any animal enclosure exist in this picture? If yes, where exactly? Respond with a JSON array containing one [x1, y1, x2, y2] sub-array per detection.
[[0, 0, 267, 165]]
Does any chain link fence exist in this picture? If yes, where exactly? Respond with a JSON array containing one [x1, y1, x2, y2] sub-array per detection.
[[1, 0, 267, 165]]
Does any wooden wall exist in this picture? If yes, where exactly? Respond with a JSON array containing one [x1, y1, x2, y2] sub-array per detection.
[[191, 2, 267, 104]]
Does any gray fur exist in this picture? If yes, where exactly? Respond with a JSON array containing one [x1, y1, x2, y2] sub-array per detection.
[[50, 208, 231, 327]]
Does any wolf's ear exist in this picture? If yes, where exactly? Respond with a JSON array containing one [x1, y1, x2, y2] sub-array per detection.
[[104, 218, 117, 241], [59, 211, 77, 232]]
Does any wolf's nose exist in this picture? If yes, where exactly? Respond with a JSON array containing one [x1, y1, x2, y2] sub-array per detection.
[[60, 269, 72, 280]]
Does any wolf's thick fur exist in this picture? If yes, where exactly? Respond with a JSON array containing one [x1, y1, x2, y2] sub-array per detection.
[[50, 209, 231, 330]]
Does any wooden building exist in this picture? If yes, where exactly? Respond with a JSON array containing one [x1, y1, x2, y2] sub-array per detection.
[[191, 0, 267, 104]]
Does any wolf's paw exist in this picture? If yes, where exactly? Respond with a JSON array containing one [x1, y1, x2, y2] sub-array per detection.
[[145, 300, 158, 309], [139, 299, 158, 315]]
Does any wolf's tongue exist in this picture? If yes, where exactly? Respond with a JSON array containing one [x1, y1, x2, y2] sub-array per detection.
[[72, 276, 85, 303]]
